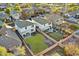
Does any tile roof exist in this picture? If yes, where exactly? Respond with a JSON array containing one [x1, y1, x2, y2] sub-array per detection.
[[33, 17, 49, 24], [0, 27, 22, 50], [0, 35, 21, 50], [68, 10, 79, 16], [47, 14, 63, 22], [0, 4, 7, 8], [0, 12, 6, 18], [15, 20, 34, 28], [65, 18, 77, 23]]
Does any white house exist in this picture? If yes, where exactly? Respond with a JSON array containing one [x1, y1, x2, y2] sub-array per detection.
[[15, 20, 36, 38], [28, 17, 53, 31]]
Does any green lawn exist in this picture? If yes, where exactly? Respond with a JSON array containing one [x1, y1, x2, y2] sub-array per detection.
[[25, 34, 48, 54], [47, 32, 63, 41]]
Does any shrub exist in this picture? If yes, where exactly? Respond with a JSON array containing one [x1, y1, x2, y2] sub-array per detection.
[[64, 44, 79, 56]]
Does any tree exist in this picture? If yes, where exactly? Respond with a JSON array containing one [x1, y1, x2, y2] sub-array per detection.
[[39, 8, 45, 14], [66, 3, 79, 12], [20, 11, 30, 20], [5, 7, 11, 15], [51, 7, 61, 13], [25, 4, 32, 8], [69, 24, 79, 31], [0, 46, 14, 56], [34, 3, 41, 7], [16, 46, 26, 56], [64, 44, 79, 56], [14, 5, 22, 12]]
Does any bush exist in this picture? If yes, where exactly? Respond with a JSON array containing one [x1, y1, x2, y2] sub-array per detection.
[[64, 44, 79, 56], [70, 24, 79, 31], [0, 46, 14, 56]]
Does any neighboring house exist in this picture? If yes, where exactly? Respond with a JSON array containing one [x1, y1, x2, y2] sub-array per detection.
[[22, 8, 34, 18], [0, 11, 7, 20], [0, 27, 22, 51], [23, 8, 31, 14], [31, 17, 52, 31], [40, 4, 51, 13], [0, 3, 7, 9], [0, 35, 21, 51], [64, 17, 79, 24], [64, 10, 79, 24], [32, 7, 40, 15], [63, 30, 79, 45], [10, 10, 20, 20], [15, 20, 36, 38], [43, 7, 51, 13], [65, 10, 79, 18], [74, 30, 79, 38], [47, 14, 64, 25]]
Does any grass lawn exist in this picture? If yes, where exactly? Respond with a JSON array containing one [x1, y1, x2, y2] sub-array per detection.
[[47, 32, 63, 41], [25, 34, 48, 54]]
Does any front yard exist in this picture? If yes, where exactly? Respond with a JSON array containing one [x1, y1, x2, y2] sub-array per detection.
[[46, 32, 63, 41], [24, 34, 48, 54]]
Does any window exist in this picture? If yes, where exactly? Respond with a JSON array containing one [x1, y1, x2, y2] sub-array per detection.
[[31, 29, 34, 31], [23, 34, 26, 37], [26, 33, 30, 36], [32, 25, 34, 27], [25, 27, 27, 29], [49, 26, 52, 29]]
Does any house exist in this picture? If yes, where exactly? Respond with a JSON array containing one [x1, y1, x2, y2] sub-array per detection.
[[47, 14, 64, 25], [0, 35, 21, 51], [64, 17, 79, 24], [65, 10, 79, 18], [0, 11, 7, 19], [64, 10, 79, 24], [39, 4, 51, 13], [62, 30, 79, 45], [15, 20, 36, 38], [31, 17, 52, 31], [0, 3, 7, 9], [0, 27, 22, 51], [43, 7, 51, 13], [22, 8, 35, 18], [23, 8, 32, 14], [74, 30, 79, 38], [10, 10, 21, 20]]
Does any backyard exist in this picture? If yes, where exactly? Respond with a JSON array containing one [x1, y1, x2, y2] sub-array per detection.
[[44, 46, 64, 56], [24, 33, 48, 54], [46, 32, 63, 41]]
